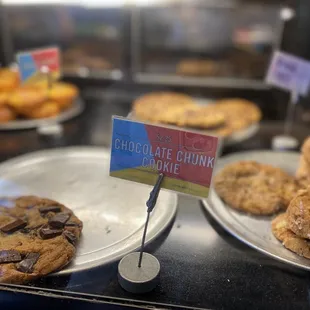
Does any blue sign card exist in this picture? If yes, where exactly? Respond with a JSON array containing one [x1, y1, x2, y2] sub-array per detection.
[[266, 50, 310, 96]]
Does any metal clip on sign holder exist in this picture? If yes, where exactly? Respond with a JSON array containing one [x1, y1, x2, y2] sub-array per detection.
[[118, 173, 164, 294]]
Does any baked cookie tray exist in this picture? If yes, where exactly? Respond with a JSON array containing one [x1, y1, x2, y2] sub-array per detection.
[[202, 150, 310, 271], [0, 149, 308, 310], [127, 111, 259, 154], [0, 97, 85, 131]]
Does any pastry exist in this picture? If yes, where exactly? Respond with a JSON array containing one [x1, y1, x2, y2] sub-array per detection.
[[0, 69, 20, 92], [0, 92, 9, 106], [272, 213, 310, 259], [133, 92, 195, 124], [175, 105, 226, 129], [48, 82, 78, 110], [215, 98, 261, 125], [0, 196, 82, 283], [296, 155, 310, 188], [301, 137, 310, 166], [214, 161, 300, 215], [176, 59, 219, 76], [0, 106, 16, 123], [8, 88, 47, 115], [287, 187, 310, 239], [24, 101, 60, 119]]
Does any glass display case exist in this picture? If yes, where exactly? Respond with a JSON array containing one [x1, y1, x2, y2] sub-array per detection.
[[1, 0, 284, 89], [1, 2, 125, 80], [132, 0, 284, 89]]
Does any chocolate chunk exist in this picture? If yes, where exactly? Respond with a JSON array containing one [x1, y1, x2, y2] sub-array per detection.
[[65, 220, 81, 227], [63, 231, 77, 245], [20, 228, 31, 234], [39, 206, 61, 214], [39, 227, 63, 239], [0, 219, 27, 233], [49, 213, 70, 229], [16, 253, 40, 273], [0, 250, 22, 263]]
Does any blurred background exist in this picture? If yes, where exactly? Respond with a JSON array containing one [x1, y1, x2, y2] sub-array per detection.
[[0, 0, 309, 140]]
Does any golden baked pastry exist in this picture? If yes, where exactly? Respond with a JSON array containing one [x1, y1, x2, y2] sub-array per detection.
[[286, 187, 310, 239], [24, 101, 60, 119], [176, 59, 218, 76], [8, 88, 47, 116], [295, 137, 310, 188], [133, 92, 195, 124], [0, 93, 9, 106], [272, 213, 310, 259], [214, 161, 300, 215], [296, 155, 310, 188], [175, 105, 226, 129], [0, 106, 16, 123], [48, 82, 78, 110], [215, 98, 262, 124], [301, 137, 310, 166], [207, 98, 261, 137], [0, 69, 20, 92]]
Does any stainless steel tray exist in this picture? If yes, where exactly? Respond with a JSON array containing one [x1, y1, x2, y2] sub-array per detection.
[[0, 147, 177, 275], [0, 97, 84, 131], [202, 150, 310, 271]]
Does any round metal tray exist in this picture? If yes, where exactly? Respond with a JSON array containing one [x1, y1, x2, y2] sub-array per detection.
[[0, 147, 177, 275], [127, 111, 258, 156], [202, 150, 310, 271], [0, 97, 84, 131]]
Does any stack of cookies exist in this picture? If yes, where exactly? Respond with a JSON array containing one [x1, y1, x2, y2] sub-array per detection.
[[0, 196, 82, 283], [296, 137, 310, 188], [132, 92, 262, 138], [272, 187, 310, 259]]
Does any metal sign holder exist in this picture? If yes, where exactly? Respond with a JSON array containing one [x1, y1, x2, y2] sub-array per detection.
[[118, 173, 164, 294]]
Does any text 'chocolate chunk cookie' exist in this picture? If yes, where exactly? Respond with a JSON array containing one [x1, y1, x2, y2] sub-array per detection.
[[214, 161, 300, 215], [0, 195, 83, 284]]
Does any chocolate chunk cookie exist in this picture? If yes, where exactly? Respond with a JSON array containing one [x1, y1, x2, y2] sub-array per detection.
[[272, 213, 310, 259], [0, 196, 82, 283], [214, 161, 300, 215]]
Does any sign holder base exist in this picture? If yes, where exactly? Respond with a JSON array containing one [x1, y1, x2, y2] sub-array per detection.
[[118, 252, 160, 294]]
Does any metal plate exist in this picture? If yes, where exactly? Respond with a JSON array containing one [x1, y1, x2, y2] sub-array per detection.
[[0, 97, 84, 131], [0, 147, 177, 275], [202, 150, 310, 271]]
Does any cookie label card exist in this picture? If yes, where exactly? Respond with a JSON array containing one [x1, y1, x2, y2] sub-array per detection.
[[110, 116, 219, 198], [266, 50, 310, 96], [16, 47, 61, 85]]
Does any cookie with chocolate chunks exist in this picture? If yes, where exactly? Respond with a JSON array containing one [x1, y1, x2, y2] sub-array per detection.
[[0, 195, 83, 284]]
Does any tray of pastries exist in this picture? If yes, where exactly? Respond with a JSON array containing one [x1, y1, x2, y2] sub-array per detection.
[[202, 137, 310, 270], [130, 92, 261, 148], [0, 68, 84, 130]]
